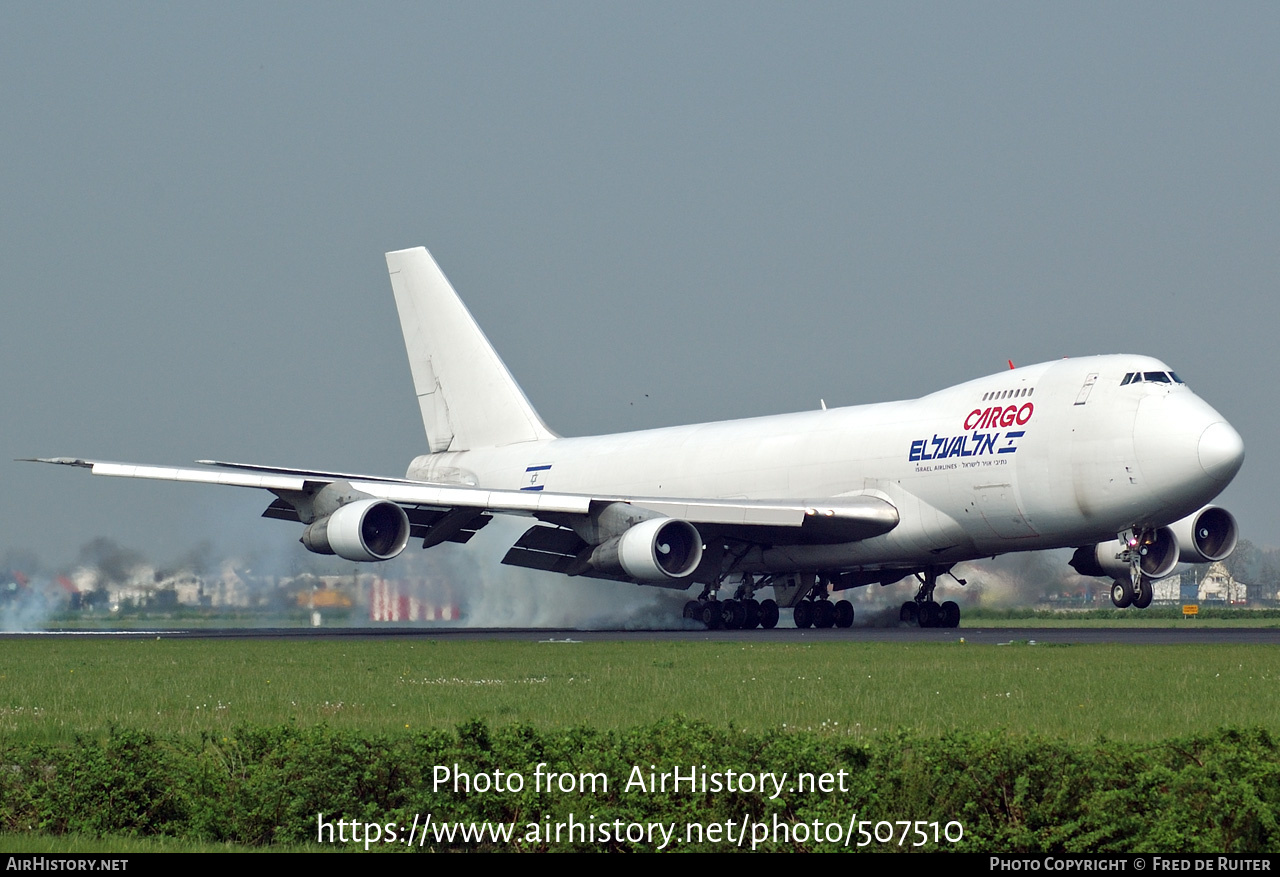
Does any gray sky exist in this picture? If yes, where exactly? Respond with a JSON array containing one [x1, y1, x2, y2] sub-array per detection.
[[4, 3, 1278, 572]]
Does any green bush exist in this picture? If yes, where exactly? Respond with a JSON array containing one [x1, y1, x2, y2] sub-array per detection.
[[1, 722, 1277, 852]]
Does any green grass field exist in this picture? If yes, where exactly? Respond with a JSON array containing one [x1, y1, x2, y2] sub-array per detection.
[[1, 638, 1275, 745]]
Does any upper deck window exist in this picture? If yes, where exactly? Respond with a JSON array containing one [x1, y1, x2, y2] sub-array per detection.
[[982, 386, 1036, 401]]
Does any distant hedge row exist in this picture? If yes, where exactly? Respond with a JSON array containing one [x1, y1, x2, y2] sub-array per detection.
[[1, 721, 1276, 851], [964, 607, 1280, 620]]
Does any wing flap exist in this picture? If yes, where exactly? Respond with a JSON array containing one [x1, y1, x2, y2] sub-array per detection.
[[513, 524, 588, 554], [501, 525, 634, 584]]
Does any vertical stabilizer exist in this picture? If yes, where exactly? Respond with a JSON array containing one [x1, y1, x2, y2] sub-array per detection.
[[386, 247, 557, 452]]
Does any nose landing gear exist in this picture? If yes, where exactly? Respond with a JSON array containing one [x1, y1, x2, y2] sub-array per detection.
[[1109, 577, 1154, 609], [1110, 527, 1159, 609]]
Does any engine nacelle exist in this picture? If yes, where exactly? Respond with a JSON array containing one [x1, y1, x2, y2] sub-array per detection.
[[301, 498, 410, 562], [1170, 505, 1238, 564], [589, 517, 703, 582], [1069, 526, 1179, 581]]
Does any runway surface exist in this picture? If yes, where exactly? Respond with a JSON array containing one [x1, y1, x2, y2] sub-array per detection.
[[5, 626, 1279, 644]]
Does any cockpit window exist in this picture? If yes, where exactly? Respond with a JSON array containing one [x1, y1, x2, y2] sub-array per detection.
[[1123, 370, 1184, 386]]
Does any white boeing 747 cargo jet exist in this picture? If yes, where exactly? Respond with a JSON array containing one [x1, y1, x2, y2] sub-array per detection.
[[34, 247, 1245, 629]]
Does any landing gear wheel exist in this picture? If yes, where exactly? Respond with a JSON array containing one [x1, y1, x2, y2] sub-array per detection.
[[722, 599, 747, 630], [1133, 579, 1154, 609], [683, 600, 701, 621], [742, 599, 761, 629], [918, 600, 941, 628], [1110, 579, 1134, 609], [759, 599, 779, 630], [793, 601, 814, 629], [940, 600, 961, 629], [814, 600, 836, 629], [900, 602, 919, 625], [834, 600, 855, 628], [700, 602, 723, 629]]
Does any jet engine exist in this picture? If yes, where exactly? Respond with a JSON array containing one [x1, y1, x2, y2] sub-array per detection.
[[1170, 505, 1238, 564], [589, 517, 704, 582], [300, 498, 411, 562], [1069, 526, 1180, 581]]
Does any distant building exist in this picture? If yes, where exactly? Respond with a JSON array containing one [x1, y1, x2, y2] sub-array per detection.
[[370, 577, 461, 622], [1153, 574, 1182, 604], [1153, 564, 1246, 605], [1197, 561, 1246, 604]]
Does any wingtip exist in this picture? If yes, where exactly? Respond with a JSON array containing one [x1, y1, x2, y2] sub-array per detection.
[[20, 457, 94, 468]]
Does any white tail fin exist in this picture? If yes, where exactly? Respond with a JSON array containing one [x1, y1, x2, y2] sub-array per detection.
[[386, 247, 557, 452]]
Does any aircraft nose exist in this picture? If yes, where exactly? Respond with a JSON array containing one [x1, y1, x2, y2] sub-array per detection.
[[1132, 393, 1243, 509], [1198, 420, 1244, 484]]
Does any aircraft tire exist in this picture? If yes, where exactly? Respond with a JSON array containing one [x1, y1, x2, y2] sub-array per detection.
[[814, 600, 835, 628], [1110, 580, 1134, 609], [700, 602, 723, 629], [793, 601, 814, 629], [723, 599, 747, 630], [900, 602, 918, 625], [940, 600, 961, 628], [759, 599, 780, 629], [742, 599, 761, 629], [918, 600, 941, 628], [1133, 579, 1154, 609], [683, 600, 701, 620], [834, 600, 855, 628]]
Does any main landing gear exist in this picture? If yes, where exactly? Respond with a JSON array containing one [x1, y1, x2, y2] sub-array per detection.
[[683, 574, 780, 630], [899, 568, 963, 628], [682, 572, 857, 630], [792, 584, 855, 629], [683, 569, 962, 632]]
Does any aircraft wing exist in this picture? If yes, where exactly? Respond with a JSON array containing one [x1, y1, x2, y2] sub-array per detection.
[[29, 457, 899, 582]]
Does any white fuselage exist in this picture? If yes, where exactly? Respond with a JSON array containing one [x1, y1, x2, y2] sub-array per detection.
[[406, 354, 1242, 575]]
